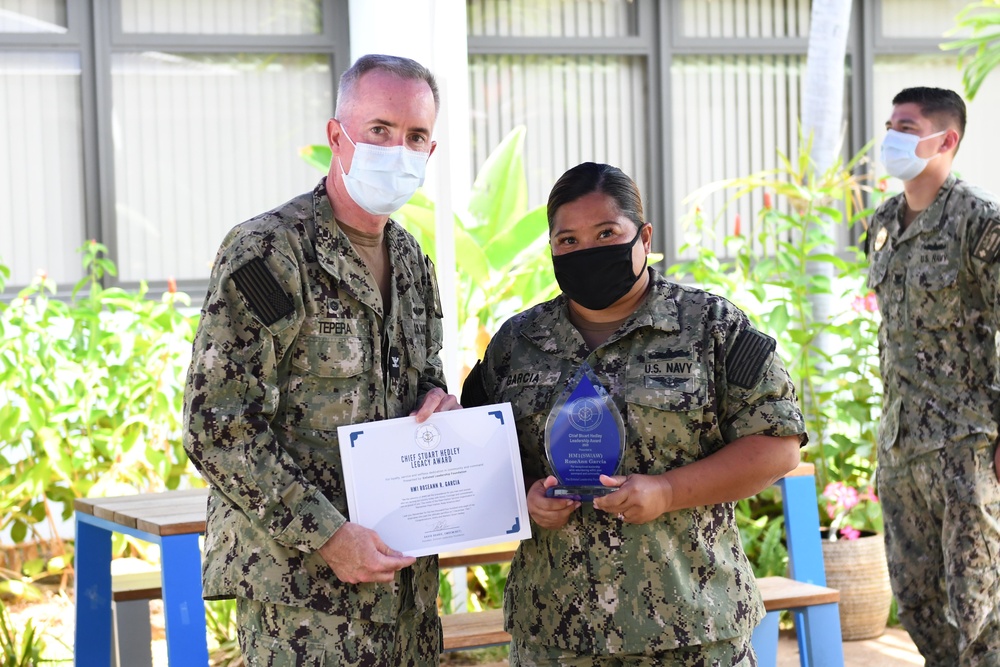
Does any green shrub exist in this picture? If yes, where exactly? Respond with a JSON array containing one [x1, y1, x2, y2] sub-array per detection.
[[0, 243, 200, 565]]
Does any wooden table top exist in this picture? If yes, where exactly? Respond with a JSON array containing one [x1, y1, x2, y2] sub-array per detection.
[[71, 463, 816, 540], [74, 488, 209, 537]]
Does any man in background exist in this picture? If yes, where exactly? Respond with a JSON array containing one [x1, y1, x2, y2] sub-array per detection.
[[867, 86, 1000, 666]]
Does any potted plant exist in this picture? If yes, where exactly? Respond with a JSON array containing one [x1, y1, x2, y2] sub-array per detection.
[[819, 478, 892, 640]]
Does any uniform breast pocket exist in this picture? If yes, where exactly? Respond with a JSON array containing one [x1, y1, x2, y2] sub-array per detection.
[[626, 379, 711, 471], [396, 318, 429, 407], [286, 333, 373, 431], [867, 249, 890, 291], [907, 266, 964, 330], [401, 318, 427, 370]]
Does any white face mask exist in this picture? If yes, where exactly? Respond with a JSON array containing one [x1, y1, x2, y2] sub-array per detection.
[[337, 124, 429, 216], [880, 128, 946, 181]]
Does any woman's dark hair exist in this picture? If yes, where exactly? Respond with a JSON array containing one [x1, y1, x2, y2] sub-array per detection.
[[546, 162, 644, 231]]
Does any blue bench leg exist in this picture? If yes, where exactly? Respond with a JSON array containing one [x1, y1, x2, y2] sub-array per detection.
[[779, 475, 827, 586], [75, 517, 113, 667], [160, 533, 210, 665], [794, 602, 844, 667], [751, 611, 781, 666]]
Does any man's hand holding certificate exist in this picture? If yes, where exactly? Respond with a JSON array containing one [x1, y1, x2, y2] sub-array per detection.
[[337, 403, 531, 557]]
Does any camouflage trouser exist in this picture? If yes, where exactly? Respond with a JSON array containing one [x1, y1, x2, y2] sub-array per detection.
[[878, 438, 1000, 667], [508, 634, 756, 666], [236, 597, 441, 667]]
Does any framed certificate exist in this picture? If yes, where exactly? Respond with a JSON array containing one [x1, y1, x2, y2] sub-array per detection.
[[337, 402, 531, 557]]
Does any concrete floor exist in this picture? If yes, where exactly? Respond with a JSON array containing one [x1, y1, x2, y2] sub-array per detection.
[[777, 627, 922, 666]]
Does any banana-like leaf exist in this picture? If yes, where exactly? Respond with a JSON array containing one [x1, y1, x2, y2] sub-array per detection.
[[467, 126, 529, 238], [299, 144, 331, 173]]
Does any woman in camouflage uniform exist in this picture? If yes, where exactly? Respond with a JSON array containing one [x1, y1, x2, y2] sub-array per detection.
[[463, 162, 806, 666]]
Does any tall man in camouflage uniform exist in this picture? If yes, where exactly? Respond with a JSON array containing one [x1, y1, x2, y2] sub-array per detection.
[[868, 87, 1000, 666], [183, 54, 460, 666]]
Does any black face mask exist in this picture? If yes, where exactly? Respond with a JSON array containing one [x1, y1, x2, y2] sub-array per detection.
[[551, 224, 646, 310]]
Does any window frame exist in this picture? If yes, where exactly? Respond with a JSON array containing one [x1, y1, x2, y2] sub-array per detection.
[[0, 0, 349, 298]]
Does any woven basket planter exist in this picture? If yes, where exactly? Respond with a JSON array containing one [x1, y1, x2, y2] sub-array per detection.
[[821, 530, 893, 641]]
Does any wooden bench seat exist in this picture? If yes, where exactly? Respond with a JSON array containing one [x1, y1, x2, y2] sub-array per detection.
[[439, 573, 839, 652]]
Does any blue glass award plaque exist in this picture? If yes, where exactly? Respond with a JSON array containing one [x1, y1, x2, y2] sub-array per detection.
[[544, 363, 625, 501]]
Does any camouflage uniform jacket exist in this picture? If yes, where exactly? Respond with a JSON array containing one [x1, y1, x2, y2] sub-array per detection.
[[475, 270, 806, 653], [183, 179, 446, 623], [867, 174, 1000, 466]]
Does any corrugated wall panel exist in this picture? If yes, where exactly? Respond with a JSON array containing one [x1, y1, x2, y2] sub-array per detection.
[[110, 53, 331, 282], [0, 51, 85, 286], [672, 55, 809, 258], [468, 54, 648, 211], [468, 0, 635, 38], [120, 0, 322, 35]]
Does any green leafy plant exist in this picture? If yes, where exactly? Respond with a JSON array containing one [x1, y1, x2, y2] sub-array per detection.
[[942, 0, 1000, 101], [468, 562, 508, 612], [0, 244, 200, 573], [736, 497, 788, 578], [670, 130, 883, 546], [0, 598, 65, 666], [205, 599, 244, 667]]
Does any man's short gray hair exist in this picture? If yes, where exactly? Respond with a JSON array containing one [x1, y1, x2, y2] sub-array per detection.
[[336, 54, 440, 116]]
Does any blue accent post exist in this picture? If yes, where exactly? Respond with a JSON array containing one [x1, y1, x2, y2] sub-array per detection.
[[777, 472, 845, 667], [795, 603, 845, 667], [160, 533, 210, 665], [778, 474, 827, 586], [74, 515, 113, 667], [750, 611, 780, 666]]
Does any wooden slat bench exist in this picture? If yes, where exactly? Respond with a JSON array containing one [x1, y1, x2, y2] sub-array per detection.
[[438, 560, 840, 653]]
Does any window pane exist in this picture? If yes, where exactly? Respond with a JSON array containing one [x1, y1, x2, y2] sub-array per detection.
[[671, 55, 808, 257], [873, 55, 1000, 196], [468, 54, 648, 210], [120, 0, 322, 35], [679, 0, 810, 38], [111, 53, 332, 283], [0, 0, 67, 33], [467, 0, 637, 38], [880, 0, 970, 38], [0, 51, 85, 288]]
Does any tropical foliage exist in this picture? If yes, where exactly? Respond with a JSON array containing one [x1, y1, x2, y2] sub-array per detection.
[[943, 0, 1000, 101], [0, 243, 199, 588], [670, 130, 884, 559]]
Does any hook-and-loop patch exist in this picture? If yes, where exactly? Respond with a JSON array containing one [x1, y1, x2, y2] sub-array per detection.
[[726, 328, 776, 389], [232, 257, 294, 325], [972, 218, 1000, 264]]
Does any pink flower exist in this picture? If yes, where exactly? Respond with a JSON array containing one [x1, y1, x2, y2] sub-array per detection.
[[733, 213, 742, 237], [839, 526, 861, 540], [864, 293, 878, 313], [823, 482, 859, 515], [851, 292, 879, 314]]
